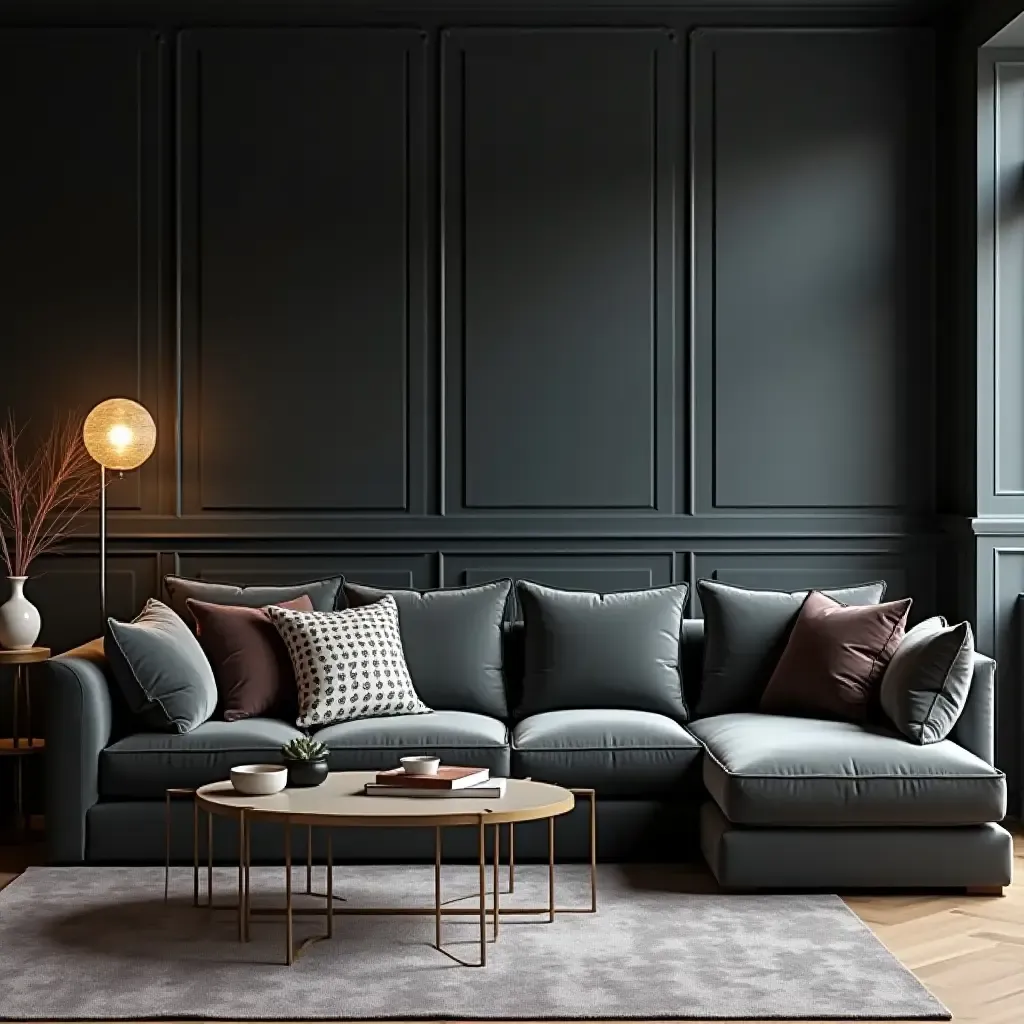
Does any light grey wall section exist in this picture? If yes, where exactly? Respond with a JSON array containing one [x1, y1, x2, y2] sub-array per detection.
[[974, 50, 1024, 818], [970, 536, 1024, 815], [943, 42, 1024, 818], [976, 52, 1024, 515]]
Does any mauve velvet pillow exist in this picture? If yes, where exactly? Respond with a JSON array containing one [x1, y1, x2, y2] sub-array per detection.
[[187, 594, 313, 721], [759, 591, 912, 724]]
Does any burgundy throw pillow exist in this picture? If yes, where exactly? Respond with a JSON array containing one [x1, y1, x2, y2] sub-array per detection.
[[759, 590, 912, 723], [186, 594, 314, 722]]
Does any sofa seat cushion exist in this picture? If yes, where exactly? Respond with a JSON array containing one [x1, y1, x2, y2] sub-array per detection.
[[688, 713, 1006, 826], [314, 710, 509, 776], [511, 710, 703, 796], [100, 718, 305, 798]]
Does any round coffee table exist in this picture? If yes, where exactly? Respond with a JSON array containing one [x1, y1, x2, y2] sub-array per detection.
[[194, 771, 580, 966]]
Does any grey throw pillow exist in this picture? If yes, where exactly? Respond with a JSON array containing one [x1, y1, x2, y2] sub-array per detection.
[[344, 580, 512, 718], [163, 574, 344, 629], [695, 579, 887, 718], [880, 617, 975, 744], [516, 581, 689, 721], [105, 599, 218, 734]]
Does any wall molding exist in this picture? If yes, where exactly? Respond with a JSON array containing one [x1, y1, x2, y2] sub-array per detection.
[[440, 26, 679, 515], [175, 28, 428, 516], [690, 25, 934, 516]]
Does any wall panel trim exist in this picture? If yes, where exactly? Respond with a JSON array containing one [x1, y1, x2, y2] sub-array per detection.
[[690, 25, 934, 516], [441, 25, 679, 514], [175, 28, 428, 515]]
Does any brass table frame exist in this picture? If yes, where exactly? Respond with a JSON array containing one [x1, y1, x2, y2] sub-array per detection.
[[167, 785, 597, 967]]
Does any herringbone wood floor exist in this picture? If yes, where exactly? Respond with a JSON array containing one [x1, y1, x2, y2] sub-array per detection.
[[1, 834, 1021, 1023]]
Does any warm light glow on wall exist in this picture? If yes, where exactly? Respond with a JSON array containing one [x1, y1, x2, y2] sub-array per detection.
[[83, 398, 157, 471]]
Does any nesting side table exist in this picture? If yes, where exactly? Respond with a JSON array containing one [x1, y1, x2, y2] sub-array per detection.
[[0, 646, 49, 836]]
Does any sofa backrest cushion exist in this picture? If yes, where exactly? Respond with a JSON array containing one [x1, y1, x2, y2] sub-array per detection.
[[515, 581, 689, 721], [880, 616, 975, 744], [164, 574, 344, 630], [343, 580, 512, 718], [105, 599, 218, 734], [694, 578, 887, 718]]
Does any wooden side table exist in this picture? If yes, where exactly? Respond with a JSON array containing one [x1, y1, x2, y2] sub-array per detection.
[[0, 646, 49, 836]]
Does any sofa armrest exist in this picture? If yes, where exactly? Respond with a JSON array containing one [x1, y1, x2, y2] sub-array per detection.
[[45, 638, 115, 863], [951, 651, 996, 766]]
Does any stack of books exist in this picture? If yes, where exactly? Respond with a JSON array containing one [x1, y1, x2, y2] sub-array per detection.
[[364, 766, 506, 798]]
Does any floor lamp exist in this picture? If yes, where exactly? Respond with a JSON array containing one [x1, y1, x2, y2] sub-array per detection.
[[83, 399, 157, 620]]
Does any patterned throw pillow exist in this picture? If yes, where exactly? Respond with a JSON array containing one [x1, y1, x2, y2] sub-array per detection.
[[267, 596, 432, 727]]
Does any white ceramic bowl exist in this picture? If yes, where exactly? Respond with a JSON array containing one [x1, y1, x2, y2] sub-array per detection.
[[400, 755, 441, 776], [230, 764, 288, 796]]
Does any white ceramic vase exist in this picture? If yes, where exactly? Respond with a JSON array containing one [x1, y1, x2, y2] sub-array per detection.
[[0, 577, 41, 650]]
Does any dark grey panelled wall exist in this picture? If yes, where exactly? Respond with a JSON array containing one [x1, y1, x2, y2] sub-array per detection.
[[0, 4, 959, 788]]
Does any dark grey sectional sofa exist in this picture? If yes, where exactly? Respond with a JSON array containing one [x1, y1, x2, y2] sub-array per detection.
[[46, 616, 1012, 890]]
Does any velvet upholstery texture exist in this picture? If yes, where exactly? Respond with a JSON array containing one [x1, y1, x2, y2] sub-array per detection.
[[343, 580, 512, 717], [515, 581, 688, 720], [104, 599, 218, 734], [700, 802, 1013, 890], [186, 594, 313, 721], [163, 574, 344, 629], [880, 617, 976, 745], [313, 710, 509, 776], [694, 579, 887, 718], [512, 709, 703, 796], [689, 713, 1006, 826], [99, 717, 304, 798], [759, 592, 911, 723]]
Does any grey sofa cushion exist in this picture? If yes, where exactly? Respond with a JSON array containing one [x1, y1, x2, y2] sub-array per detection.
[[105, 599, 218, 734], [512, 709, 703, 796], [694, 579, 887, 718], [689, 712, 1006, 826], [313, 710, 509, 776], [516, 581, 689, 721], [100, 717, 304, 798], [164, 574, 344, 629], [880, 617, 975, 745], [344, 580, 512, 718]]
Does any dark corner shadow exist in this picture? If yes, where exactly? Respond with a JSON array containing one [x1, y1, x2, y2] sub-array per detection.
[[615, 862, 720, 895]]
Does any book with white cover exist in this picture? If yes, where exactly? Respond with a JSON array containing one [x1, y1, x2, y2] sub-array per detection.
[[364, 778, 507, 799]]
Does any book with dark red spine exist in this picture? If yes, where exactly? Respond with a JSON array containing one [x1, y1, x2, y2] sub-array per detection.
[[374, 766, 490, 790]]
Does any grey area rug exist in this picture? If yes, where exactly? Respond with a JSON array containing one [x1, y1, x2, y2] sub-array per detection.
[[0, 865, 949, 1021]]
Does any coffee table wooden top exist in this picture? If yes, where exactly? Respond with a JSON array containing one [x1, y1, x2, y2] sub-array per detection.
[[196, 771, 574, 828]]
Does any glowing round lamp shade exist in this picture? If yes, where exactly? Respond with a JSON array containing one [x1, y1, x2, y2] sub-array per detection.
[[83, 399, 157, 471]]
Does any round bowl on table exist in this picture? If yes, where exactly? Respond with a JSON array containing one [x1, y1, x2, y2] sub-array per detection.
[[230, 764, 288, 796], [400, 755, 440, 776]]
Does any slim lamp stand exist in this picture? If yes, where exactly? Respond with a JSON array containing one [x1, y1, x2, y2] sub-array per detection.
[[84, 399, 157, 622], [99, 465, 106, 621]]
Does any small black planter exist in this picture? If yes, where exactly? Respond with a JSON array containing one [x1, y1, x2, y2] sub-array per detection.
[[286, 758, 329, 788]]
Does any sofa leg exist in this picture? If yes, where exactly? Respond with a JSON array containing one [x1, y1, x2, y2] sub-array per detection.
[[966, 885, 1004, 897]]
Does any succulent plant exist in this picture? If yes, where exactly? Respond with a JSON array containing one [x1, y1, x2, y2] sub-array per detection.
[[281, 736, 328, 762]]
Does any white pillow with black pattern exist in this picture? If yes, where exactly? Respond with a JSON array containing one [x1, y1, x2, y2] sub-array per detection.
[[267, 595, 432, 727]]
